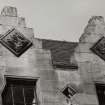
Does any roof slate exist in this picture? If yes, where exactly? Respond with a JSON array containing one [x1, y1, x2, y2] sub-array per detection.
[[42, 39, 78, 69]]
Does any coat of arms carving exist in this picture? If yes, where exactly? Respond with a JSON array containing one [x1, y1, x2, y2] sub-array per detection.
[[0, 28, 32, 57], [61, 84, 77, 99]]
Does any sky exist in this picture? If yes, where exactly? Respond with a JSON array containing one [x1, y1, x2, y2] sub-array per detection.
[[0, 0, 105, 42]]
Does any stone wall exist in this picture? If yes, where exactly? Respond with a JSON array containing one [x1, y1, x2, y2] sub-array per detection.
[[0, 6, 80, 105], [75, 16, 105, 105]]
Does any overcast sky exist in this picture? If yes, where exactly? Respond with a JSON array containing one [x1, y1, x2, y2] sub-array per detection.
[[0, 0, 104, 42]]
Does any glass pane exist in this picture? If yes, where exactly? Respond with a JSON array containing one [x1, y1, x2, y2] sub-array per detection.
[[26, 104, 37, 105], [2, 85, 13, 105], [24, 87, 36, 104], [13, 85, 24, 104], [14, 103, 25, 105]]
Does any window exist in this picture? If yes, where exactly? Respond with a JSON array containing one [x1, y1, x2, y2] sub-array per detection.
[[2, 77, 38, 105], [95, 83, 105, 105]]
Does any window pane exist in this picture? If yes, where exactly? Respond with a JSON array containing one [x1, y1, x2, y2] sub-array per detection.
[[24, 87, 36, 104], [14, 103, 25, 105], [26, 104, 37, 105], [2, 85, 13, 105], [13, 85, 24, 104], [2, 78, 37, 105]]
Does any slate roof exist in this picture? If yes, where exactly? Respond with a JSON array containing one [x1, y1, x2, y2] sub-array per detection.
[[42, 39, 78, 69]]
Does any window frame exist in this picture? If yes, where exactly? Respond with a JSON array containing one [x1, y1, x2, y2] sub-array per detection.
[[1, 75, 39, 105]]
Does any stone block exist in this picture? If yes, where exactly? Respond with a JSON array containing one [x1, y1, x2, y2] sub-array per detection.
[[5, 66, 39, 78], [4, 47, 33, 68], [79, 63, 93, 83], [35, 48, 50, 53], [0, 16, 26, 27], [39, 80, 58, 92], [0, 57, 6, 68], [91, 63, 104, 80], [35, 49, 51, 58], [94, 24, 105, 35], [41, 90, 59, 104], [43, 102, 60, 105], [2, 45, 50, 71], [35, 50, 52, 67], [82, 83, 96, 94], [0, 73, 5, 92], [0, 96, 2, 105], [33, 38, 42, 49], [91, 64, 105, 81], [42, 93, 59, 103], [38, 70, 58, 80], [16, 27, 34, 41], [79, 62, 92, 73], [79, 33, 102, 43], [36, 53, 51, 66], [75, 52, 94, 62], [83, 24, 105, 35], [92, 53, 105, 65], [56, 70, 81, 86], [75, 42, 93, 53], [73, 93, 98, 105]]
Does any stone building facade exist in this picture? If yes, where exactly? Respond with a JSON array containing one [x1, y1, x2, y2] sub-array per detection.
[[0, 6, 80, 105], [75, 16, 105, 105], [0, 6, 105, 105]]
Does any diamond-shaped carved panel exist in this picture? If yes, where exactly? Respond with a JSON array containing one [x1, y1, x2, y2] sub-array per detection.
[[0, 28, 32, 57], [90, 36, 105, 61], [61, 85, 77, 99]]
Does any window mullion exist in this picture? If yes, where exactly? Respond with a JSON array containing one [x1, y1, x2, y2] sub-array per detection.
[[34, 87, 37, 105], [11, 85, 15, 105], [23, 87, 26, 105]]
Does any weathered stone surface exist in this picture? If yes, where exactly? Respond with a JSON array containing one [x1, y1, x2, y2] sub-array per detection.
[[75, 16, 105, 105], [79, 16, 105, 43], [79, 33, 102, 43], [33, 38, 42, 49], [16, 27, 34, 40], [38, 70, 58, 80], [0, 27, 33, 42], [0, 6, 62, 105], [79, 64, 93, 83], [42, 93, 59, 103], [75, 43, 93, 53], [56, 70, 80, 86], [82, 83, 96, 94], [73, 93, 98, 105], [75, 52, 95, 62], [0, 16, 26, 27], [39, 80, 58, 92]]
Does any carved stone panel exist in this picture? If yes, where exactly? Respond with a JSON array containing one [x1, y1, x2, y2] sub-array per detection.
[[90, 36, 105, 61], [61, 84, 77, 99], [0, 28, 32, 57]]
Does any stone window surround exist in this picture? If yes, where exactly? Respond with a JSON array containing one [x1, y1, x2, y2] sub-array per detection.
[[1, 75, 39, 105]]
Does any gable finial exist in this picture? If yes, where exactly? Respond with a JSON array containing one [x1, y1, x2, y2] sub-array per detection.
[[1, 6, 18, 17]]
